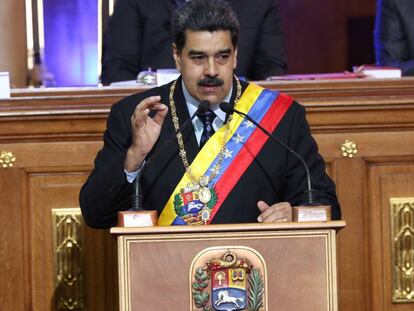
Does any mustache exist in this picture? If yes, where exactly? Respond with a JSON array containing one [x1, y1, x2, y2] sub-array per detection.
[[197, 76, 224, 87]]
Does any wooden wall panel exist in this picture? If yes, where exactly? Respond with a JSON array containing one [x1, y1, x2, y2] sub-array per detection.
[[0, 169, 28, 310], [83, 228, 118, 311], [0, 141, 102, 168], [369, 165, 414, 311], [25, 172, 117, 311], [314, 124, 414, 311], [29, 174, 87, 310], [0, 140, 115, 310], [335, 159, 369, 311]]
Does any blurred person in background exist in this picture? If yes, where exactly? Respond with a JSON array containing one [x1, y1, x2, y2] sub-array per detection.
[[101, 0, 287, 84], [375, 0, 414, 76]]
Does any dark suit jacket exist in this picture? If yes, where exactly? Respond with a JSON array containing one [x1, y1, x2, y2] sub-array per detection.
[[101, 0, 287, 83], [375, 0, 414, 75], [79, 78, 340, 229]]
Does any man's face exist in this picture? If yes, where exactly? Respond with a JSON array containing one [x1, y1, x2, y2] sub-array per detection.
[[173, 30, 237, 105]]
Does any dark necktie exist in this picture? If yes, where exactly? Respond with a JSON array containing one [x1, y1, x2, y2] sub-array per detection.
[[197, 109, 216, 148]]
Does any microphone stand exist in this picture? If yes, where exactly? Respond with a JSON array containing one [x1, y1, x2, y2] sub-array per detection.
[[220, 102, 331, 222]]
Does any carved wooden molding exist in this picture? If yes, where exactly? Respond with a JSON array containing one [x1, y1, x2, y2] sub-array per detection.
[[390, 198, 414, 303], [52, 208, 85, 310]]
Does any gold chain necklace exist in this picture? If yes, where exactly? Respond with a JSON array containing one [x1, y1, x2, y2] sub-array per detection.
[[169, 77, 241, 224]]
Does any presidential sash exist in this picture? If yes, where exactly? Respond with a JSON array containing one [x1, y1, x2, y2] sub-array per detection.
[[157, 83, 293, 226]]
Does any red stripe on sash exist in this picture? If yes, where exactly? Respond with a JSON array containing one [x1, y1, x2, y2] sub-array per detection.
[[208, 93, 294, 223]]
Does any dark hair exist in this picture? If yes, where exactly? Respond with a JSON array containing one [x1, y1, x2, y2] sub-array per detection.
[[171, 0, 240, 52]]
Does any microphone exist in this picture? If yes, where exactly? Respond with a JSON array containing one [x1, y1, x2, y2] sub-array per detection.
[[130, 100, 210, 210], [219, 102, 317, 206]]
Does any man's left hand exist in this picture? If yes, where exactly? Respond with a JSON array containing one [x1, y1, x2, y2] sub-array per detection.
[[257, 201, 292, 223]]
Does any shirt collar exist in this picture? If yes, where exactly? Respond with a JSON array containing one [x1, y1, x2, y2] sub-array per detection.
[[181, 80, 232, 123]]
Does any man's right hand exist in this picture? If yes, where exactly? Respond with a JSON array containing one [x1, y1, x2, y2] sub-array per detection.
[[124, 96, 168, 172]]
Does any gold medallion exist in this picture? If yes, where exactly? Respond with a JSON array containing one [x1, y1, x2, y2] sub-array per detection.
[[201, 208, 211, 224], [199, 176, 209, 187], [199, 187, 212, 204]]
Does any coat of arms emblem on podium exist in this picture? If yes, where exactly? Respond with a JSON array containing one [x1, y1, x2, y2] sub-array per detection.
[[190, 248, 267, 311]]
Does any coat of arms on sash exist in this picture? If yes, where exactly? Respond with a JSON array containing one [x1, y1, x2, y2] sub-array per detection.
[[174, 183, 218, 225], [190, 247, 267, 311]]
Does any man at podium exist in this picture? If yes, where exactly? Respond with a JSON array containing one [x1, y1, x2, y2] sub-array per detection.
[[80, 0, 340, 229]]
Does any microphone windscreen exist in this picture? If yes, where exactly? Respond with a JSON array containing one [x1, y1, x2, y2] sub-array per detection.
[[219, 102, 233, 113], [198, 100, 210, 113]]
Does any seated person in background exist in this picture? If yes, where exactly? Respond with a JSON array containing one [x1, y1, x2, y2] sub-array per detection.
[[374, 0, 414, 76], [81, 0, 340, 229], [101, 0, 287, 84]]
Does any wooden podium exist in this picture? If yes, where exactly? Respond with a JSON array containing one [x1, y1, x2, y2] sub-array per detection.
[[110, 221, 345, 311]]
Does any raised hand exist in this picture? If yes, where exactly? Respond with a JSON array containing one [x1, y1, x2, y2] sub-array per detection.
[[124, 96, 168, 172]]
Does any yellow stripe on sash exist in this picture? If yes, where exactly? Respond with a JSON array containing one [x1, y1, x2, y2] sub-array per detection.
[[158, 83, 264, 225]]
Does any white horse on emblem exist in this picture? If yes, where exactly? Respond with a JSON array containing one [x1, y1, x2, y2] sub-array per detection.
[[215, 290, 244, 308]]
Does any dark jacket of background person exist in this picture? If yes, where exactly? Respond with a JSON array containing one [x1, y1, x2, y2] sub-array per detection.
[[101, 0, 287, 83], [375, 0, 414, 76]]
